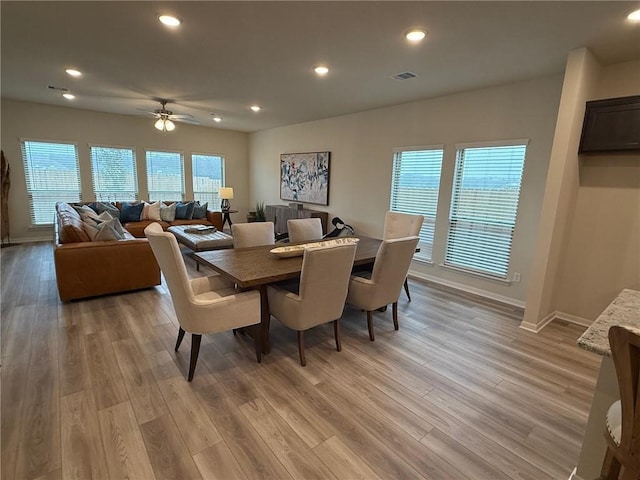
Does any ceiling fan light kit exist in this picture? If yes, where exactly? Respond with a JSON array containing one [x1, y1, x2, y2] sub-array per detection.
[[155, 118, 175, 132]]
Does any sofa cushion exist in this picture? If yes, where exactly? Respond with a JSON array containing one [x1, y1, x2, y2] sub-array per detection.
[[142, 201, 162, 221], [175, 201, 195, 220], [56, 202, 90, 243], [120, 202, 144, 223], [160, 202, 177, 221], [192, 202, 208, 219]]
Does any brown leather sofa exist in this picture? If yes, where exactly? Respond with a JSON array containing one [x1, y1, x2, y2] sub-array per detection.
[[117, 203, 224, 237], [54, 202, 161, 301]]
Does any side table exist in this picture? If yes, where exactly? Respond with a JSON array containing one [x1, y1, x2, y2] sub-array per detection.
[[221, 209, 238, 229]]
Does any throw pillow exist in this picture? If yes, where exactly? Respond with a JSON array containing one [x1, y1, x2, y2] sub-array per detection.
[[192, 202, 208, 219], [142, 201, 162, 221], [94, 202, 120, 218], [160, 202, 177, 222], [82, 217, 124, 241], [120, 202, 144, 223], [73, 204, 99, 222], [175, 201, 195, 220]]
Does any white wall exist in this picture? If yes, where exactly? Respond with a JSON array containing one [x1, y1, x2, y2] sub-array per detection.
[[249, 75, 563, 305], [0, 99, 249, 242]]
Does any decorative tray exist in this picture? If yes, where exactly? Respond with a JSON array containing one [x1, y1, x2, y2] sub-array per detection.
[[270, 237, 359, 258]]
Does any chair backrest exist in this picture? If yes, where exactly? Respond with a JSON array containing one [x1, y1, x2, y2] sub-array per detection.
[[297, 243, 357, 327], [231, 222, 275, 248], [370, 236, 420, 305], [144, 223, 197, 327], [383, 211, 424, 240], [288, 218, 323, 243], [608, 326, 640, 462]]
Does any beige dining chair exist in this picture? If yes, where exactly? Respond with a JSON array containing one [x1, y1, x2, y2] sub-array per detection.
[[267, 243, 357, 366], [383, 211, 424, 301], [144, 223, 261, 381], [287, 218, 323, 243], [231, 222, 276, 248], [347, 236, 420, 341], [599, 326, 640, 480]]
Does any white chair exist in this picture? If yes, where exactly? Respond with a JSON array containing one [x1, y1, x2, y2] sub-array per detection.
[[287, 218, 323, 243], [144, 223, 261, 381], [599, 326, 640, 480], [347, 236, 420, 341], [231, 222, 275, 248], [383, 211, 424, 301], [267, 243, 357, 366]]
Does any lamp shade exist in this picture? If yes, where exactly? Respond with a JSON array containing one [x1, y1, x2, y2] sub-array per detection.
[[219, 187, 234, 199]]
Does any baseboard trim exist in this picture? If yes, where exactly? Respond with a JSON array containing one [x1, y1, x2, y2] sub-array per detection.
[[553, 311, 592, 327], [519, 310, 592, 333], [519, 310, 556, 333], [3, 236, 53, 244], [408, 270, 526, 310]]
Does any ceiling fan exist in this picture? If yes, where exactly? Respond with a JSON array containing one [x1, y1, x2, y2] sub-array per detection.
[[137, 99, 199, 132]]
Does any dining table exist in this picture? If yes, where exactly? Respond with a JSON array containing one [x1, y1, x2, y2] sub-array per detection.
[[194, 235, 384, 354]]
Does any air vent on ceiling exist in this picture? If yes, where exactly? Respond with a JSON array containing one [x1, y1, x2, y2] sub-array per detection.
[[391, 71, 419, 81]]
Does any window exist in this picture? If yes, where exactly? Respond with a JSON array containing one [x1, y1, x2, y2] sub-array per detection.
[[192, 154, 224, 208], [21, 140, 81, 226], [90, 145, 138, 201], [390, 147, 443, 261], [145, 150, 184, 202], [445, 142, 527, 279]]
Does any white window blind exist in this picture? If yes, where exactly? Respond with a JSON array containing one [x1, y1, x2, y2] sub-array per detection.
[[90, 146, 138, 202], [390, 147, 443, 261], [192, 154, 224, 208], [445, 143, 527, 279], [145, 150, 184, 202], [21, 140, 81, 226]]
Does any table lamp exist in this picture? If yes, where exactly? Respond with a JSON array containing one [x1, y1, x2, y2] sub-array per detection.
[[219, 187, 234, 212]]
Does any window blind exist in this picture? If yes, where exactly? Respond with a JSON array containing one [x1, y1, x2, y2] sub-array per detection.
[[146, 150, 184, 202], [390, 147, 443, 261], [445, 144, 527, 279], [90, 146, 138, 202], [21, 140, 81, 226], [192, 154, 224, 208]]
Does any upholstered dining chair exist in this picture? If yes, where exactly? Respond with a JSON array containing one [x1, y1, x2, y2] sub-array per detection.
[[347, 236, 420, 341], [144, 223, 261, 381], [287, 218, 323, 243], [231, 222, 275, 248], [599, 326, 640, 480], [267, 242, 357, 366], [383, 211, 424, 302]]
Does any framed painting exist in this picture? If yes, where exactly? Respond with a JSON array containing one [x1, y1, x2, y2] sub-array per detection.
[[280, 151, 330, 205]]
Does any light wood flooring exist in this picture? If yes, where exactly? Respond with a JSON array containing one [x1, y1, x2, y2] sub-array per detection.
[[1, 242, 602, 480]]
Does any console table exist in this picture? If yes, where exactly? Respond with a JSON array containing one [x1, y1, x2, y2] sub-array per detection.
[[265, 204, 328, 235]]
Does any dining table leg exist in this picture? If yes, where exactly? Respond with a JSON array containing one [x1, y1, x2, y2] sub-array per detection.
[[259, 285, 271, 354]]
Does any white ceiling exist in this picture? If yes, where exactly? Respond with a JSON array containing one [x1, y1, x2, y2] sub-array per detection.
[[2, 1, 639, 132]]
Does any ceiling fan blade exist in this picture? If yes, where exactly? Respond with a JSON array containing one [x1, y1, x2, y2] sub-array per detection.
[[174, 118, 200, 125], [168, 113, 194, 120], [136, 108, 159, 116]]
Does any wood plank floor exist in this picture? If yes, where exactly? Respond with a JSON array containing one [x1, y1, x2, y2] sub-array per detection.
[[1, 242, 601, 480]]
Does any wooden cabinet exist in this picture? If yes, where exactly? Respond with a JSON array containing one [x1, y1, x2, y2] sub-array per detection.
[[265, 205, 329, 235]]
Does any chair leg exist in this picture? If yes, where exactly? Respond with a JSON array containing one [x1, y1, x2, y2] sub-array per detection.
[[403, 277, 411, 301], [334, 320, 342, 352], [297, 331, 306, 366], [367, 311, 375, 341], [253, 324, 262, 364], [188, 334, 202, 382], [393, 302, 399, 330], [175, 327, 186, 351], [600, 445, 621, 480]]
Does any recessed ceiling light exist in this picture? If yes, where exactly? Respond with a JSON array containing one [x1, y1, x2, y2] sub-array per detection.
[[405, 29, 426, 42], [314, 66, 329, 76], [159, 14, 181, 27], [212, 115, 222, 123], [62, 93, 75, 100], [65, 68, 82, 77], [628, 9, 640, 21], [250, 105, 261, 112]]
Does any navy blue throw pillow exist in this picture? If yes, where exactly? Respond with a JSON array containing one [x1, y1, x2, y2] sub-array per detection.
[[120, 202, 144, 223], [175, 201, 195, 220]]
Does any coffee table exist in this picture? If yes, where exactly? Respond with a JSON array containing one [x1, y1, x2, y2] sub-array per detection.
[[167, 225, 234, 270]]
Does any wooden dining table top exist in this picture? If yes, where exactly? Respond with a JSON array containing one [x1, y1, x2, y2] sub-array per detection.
[[194, 235, 382, 288]]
